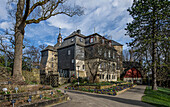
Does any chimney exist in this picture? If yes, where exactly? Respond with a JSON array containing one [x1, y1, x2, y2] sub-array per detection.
[[77, 29, 81, 34]]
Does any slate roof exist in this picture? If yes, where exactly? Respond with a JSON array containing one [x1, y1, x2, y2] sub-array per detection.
[[41, 45, 57, 52], [41, 30, 123, 51], [64, 30, 86, 40]]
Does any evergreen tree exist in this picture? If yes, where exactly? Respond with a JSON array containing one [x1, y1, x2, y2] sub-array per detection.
[[125, 0, 169, 90]]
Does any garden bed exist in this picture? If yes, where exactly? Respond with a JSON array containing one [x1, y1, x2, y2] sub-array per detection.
[[65, 83, 134, 96], [0, 84, 67, 107], [0, 89, 65, 107], [69, 81, 127, 89]]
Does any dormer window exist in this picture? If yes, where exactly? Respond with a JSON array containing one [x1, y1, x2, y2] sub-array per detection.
[[90, 38, 94, 43], [71, 38, 74, 42]]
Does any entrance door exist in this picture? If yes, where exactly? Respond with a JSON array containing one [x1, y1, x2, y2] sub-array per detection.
[[63, 69, 69, 78]]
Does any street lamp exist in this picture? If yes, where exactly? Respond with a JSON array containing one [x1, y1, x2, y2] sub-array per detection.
[[77, 65, 80, 86]]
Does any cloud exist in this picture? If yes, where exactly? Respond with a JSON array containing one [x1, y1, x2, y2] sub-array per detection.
[[44, 42, 54, 46], [0, 22, 11, 30], [0, 0, 134, 49], [47, 15, 73, 29]]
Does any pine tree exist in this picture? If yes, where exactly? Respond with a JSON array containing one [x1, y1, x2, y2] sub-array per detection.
[[125, 0, 169, 90]]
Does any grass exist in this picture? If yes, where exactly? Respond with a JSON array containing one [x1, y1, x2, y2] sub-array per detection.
[[142, 86, 170, 107]]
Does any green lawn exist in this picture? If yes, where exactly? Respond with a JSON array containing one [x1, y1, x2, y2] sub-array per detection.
[[142, 86, 170, 107]]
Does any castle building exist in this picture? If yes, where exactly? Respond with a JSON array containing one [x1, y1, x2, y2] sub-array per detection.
[[40, 29, 123, 84]]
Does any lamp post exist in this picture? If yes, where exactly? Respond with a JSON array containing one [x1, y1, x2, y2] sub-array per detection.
[[77, 65, 80, 86]]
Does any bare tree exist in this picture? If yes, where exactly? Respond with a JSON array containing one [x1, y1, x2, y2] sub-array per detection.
[[7, 0, 84, 81], [85, 41, 117, 83]]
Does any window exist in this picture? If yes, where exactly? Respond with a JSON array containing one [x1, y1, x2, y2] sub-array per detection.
[[68, 50, 71, 55], [112, 64, 115, 70], [80, 38, 83, 42], [104, 51, 107, 57], [98, 49, 102, 55], [112, 75, 115, 79], [51, 57, 53, 61], [51, 63, 53, 67], [113, 52, 115, 58], [100, 75, 102, 79], [109, 42, 111, 46], [82, 65, 85, 70], [90, 38, 94, 43], [72, 59, 74, 63], [108, 50, 111, 58], [71, 38, 74, 42], [102, 75, 104, 79], [113, 75, 115, 79], [109, 75, 111, 79], [99, 64, 102, 69], [104, 63, 106, 69], [102, 39, 104, 43]]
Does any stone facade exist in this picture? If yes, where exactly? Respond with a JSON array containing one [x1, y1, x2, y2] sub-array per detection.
[[40, 29, 123, 85]]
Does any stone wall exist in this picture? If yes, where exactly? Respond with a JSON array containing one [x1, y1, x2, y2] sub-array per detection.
[[58, 77, 69, 85]]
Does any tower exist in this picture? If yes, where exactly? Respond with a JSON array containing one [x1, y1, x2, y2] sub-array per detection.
[[57, 28, 62, 44]]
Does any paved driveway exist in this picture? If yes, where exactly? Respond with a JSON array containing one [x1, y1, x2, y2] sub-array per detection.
[[51, 85, 154, 107]]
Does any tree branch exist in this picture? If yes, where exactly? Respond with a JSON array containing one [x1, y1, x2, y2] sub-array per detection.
[[26, 11, 72, 24], [28, 0, 50, 16]]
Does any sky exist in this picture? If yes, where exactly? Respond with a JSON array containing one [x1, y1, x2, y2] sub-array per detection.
[[0, 0, 133, 49]]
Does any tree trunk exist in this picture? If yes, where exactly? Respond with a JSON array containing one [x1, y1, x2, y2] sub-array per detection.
[[151, 2, 157, 90], [12, 0, 25, 81], [13, 30, 25, 81], [152, 41, 157, 90]]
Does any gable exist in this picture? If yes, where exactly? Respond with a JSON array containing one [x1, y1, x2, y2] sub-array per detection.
[[124, 68, 142, 78]]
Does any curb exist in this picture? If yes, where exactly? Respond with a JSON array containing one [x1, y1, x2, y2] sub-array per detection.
[[116, 85, 137, 95], [66, 85, 136, 96], [19, 94, 69, 107]]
